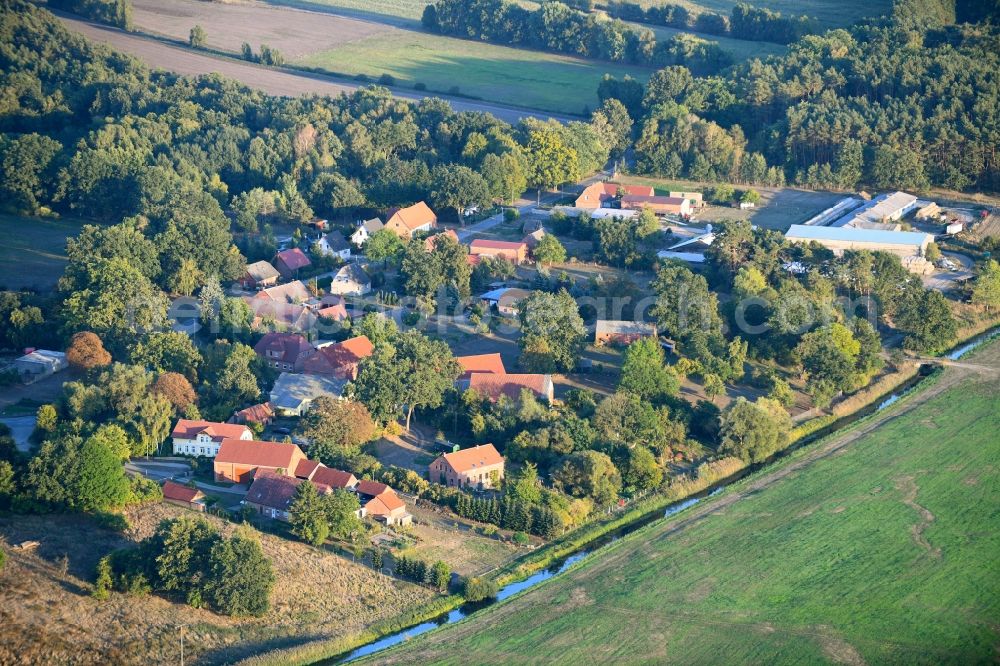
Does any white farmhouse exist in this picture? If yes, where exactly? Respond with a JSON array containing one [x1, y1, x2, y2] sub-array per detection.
[[171, 419, 253, 457]]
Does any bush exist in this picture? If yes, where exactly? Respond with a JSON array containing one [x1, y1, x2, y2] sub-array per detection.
[[512, 531, 530, 545], [92, 511, 130, 532], [504, 208, 520, 222], [413, 82, 427, 91], [378, 73, 396, 86], [463, 576, 498, 602], [0, 547, 5, 571], [448, 85, 461, 96]]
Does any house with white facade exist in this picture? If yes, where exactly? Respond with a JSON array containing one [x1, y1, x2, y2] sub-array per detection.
[[171, 419, 253, 457]]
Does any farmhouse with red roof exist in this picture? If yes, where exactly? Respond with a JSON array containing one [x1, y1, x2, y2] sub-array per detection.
[[469, 239, 528, 264], [468, 373, 554, 402], [171, 419, 253, 457], [385, 201, 437, 239], [253, 332, 313, 372], [430, 443, 505, 489], [273, 248, 312, 279], [574, 182, 655, 210], [303, 335, 374, 379]]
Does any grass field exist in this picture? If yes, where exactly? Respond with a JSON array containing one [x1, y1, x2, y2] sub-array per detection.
[[367, 341, 1000, 664], [617, 0, 894, 29], [296, 34, 651, 116], [0, 214, 90, 291], [642, 22, 786, 61]]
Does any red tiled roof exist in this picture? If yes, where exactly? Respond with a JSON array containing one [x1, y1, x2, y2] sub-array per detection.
[[387, 202, 436, 231], [355, 479, 390, 498], [215, 439, 305, 470], [576, 182, 655, 206], [312, 466, 358, 489], [470, 239, 527, 252], [162, 480, 204, 504], [235, 402, 274, 423], [468, 373, 552, 401], [245, 470, 301, 511], [365, 491, 405, 515], [305, 336, 374, 377], [456, 353, 506, 379], [440, 443, 504, 473], [294, 459, 322, 480], [274, 248, 312, 271], [172, 419, 251, 442], [424, 229, 459, 252], [254, 332, 312, 364]]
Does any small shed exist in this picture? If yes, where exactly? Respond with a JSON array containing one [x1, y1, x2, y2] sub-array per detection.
[[162, 480, 207, 512]]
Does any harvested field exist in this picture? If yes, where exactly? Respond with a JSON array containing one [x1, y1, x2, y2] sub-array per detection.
[[55, 14, 569, 124], [131, 0, 390, 59], [0, 502, 433, 665]]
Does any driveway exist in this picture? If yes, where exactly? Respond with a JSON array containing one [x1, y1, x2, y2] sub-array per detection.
[[922, 251, 975, 292], [0, 415, 36, 453]]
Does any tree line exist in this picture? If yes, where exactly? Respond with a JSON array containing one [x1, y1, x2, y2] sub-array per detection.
[[48, 0, 132, 30], [606, 1, 817, 45], [422, 0, 733, 74]]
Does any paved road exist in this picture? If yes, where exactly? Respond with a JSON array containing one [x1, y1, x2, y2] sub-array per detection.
[[56, 13, 573, 125]]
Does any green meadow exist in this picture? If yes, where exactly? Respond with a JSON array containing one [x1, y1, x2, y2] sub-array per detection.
[[367, 342, 1000, 664]]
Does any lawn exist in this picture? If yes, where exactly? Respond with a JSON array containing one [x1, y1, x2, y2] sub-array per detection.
[[0, 214, 89, 291], [623, 0, 894, 29], [366, 341, 1000, 664], [295, 32, 652, 116]]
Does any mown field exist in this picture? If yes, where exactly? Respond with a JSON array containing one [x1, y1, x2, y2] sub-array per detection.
[[0, 214, 90, 291], [296, 33, 651, 116], [617, 0, 894, 29], [367, 341, 1000, 664]]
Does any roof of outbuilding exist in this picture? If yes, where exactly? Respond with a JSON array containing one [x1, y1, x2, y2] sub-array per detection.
[[275, 248, 312, 271], [456, 353, 507, 377], [785, 224, 931, 246], [162, 480, 205, 504], [245, 470, 301, 511], [215, 438, 305, 469], [245, 260, 281, 282], [468, 373, 552, 401]]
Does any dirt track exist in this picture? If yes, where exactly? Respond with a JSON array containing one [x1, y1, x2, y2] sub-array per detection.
[[56, 13, 569, 124]]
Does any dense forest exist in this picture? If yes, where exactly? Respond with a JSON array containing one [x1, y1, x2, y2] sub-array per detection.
[[598, 0, 1000, 191]]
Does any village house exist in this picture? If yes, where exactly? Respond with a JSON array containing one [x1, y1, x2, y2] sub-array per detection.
[[316, 230, 351, 261], [161, 480, 207, 512], [384, 201, 437, 239], [231, 402, 275, 428], [480, 287, 531, 316], [246, 280, 316, 332], [214, 439, 307, 484], [326, 263, 371, 296], [574, 182, 655, 210], [295, 460, 359, 490], [595, 320, 658, 346], [355, 479, 411, 526], [351, 217, 384, 247], [669, 191, 705, 209], [424, 229, 460, 251], [468, 373, 554, 402], [270, 372, 348, 416], [243, 470, 303, 521], [430, 443, 505, 490], [456, 353, 507, 382], [12, 349, 67, 381], [273, 248, 312, 279], [239, 260, 280, 290], [171, 419, 253, 457], [316, 294, 349, 321], [253, 332, 313, 372], [303, 335, 374, 379], [469, 239, 529, 264], [621, 194, 692, 217]]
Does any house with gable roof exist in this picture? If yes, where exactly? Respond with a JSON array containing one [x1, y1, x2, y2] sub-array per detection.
[[384, 201, 437, 239], [171, 419, 253, 457], [273, 248, 312, 279], [430, 443, 505, 489]]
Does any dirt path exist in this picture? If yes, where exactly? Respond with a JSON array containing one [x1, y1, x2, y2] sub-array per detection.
[[894, 474, 941, 559], [55, 13, 571, 125]]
